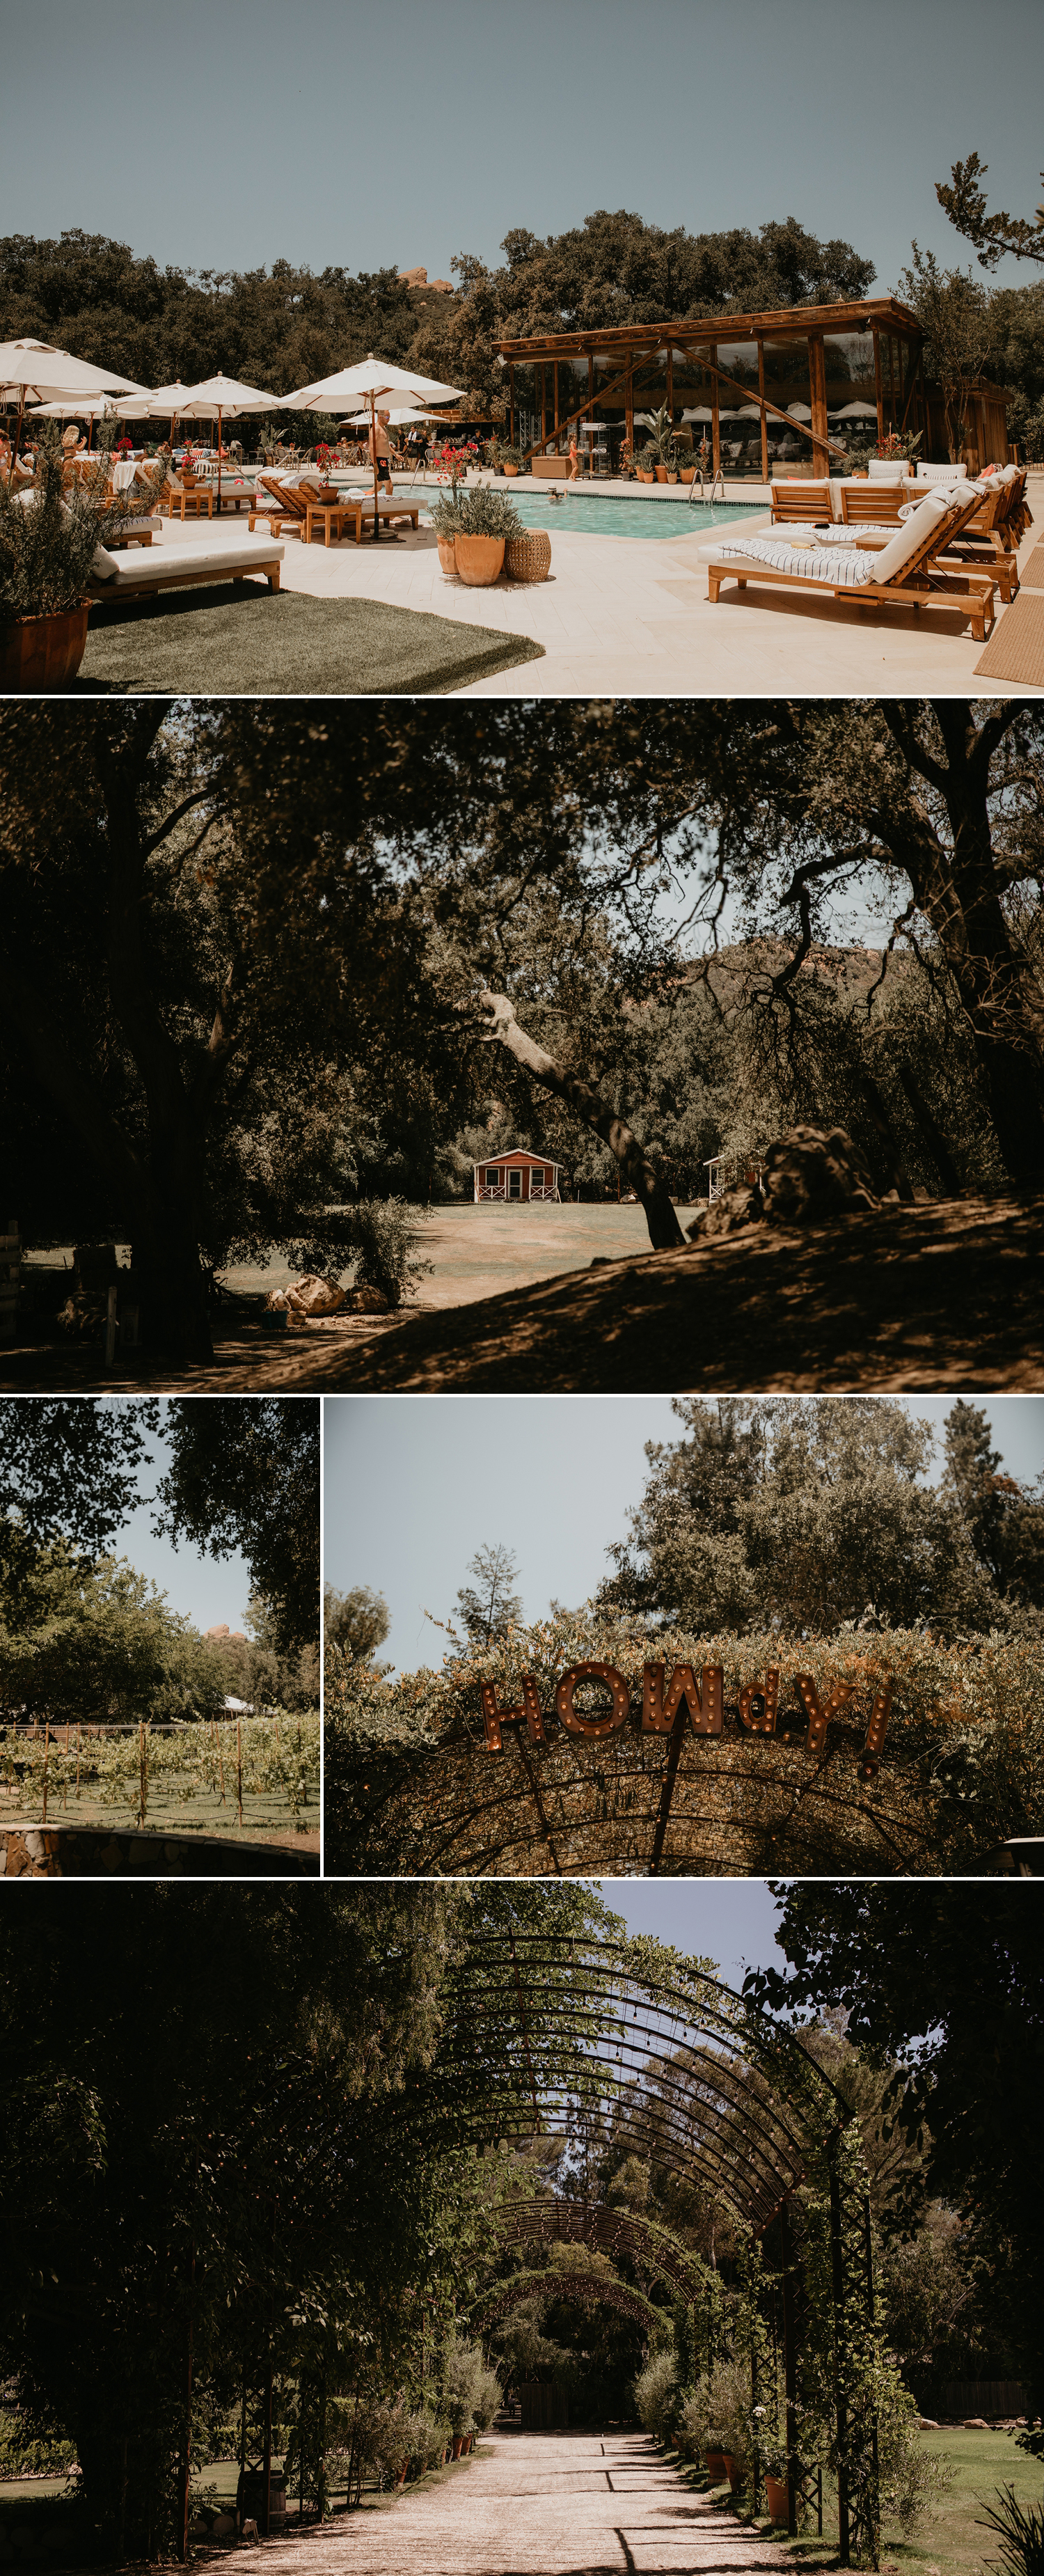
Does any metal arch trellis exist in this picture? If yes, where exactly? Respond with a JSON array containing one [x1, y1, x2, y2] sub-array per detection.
[[405, 1932, 876, 2565], [493, 2199, 716, 2307], [342, 1695, 931, 1880], [471, 2267, 665, 2343]]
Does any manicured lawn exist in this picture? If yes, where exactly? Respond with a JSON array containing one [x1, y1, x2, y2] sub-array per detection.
[[77, 588, 545, 695], [667, 2428, 1042, 2573]]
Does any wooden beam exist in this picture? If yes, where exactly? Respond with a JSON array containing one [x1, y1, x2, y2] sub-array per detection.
[[710, 355, 852, 462], [873, 324, 884, 446], [758, 339, 768, 483], [523, 347, 664, 460], [496, 294, 922, 363], [809, 334, 828, 478]]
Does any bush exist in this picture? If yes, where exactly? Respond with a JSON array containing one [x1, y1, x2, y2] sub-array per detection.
[[348, 1197, 432, 1309], [442, 2337, 490, 2438], [633, 2350, 678, 2443], [0, 2407, 75, 2477], [0, 426, 102, 617], [454, 485, 525, 540]]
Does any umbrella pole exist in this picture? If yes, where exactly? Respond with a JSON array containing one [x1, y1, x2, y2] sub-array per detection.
[[216, 405, 223, 516], [371, 389, 380, 542]]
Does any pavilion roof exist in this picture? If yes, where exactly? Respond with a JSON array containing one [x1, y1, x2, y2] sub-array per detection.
[[496, 293, 922, 362]]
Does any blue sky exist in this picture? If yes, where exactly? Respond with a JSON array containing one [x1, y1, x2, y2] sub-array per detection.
[[588, 1878, 784, 1986], [2, 0, 1041, 306], [84, 1401, 253, 1633], [324, 1393, 1044, 1676]]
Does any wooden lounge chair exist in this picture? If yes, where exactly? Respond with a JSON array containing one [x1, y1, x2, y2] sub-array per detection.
[[935, 471, 1029, 602], [705, 488, 997, 641], [839, 485, 905, 525], [248, 474, 311, 537], [770, 481, 835, 525], [87, 536, 284, 605]]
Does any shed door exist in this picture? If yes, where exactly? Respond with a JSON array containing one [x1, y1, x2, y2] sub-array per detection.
[[508, 1169, 522, 1198]]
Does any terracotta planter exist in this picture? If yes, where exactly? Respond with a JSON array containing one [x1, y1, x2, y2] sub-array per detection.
[[679, 467, 698, 484], [503, 462, 520, 476], [436, 535, 459, 577], [454, 534, 505, 586], [451, 2436, 464, 2458], [1, 602, 89, 694], [765, 2473, 789, 2524], [637, 469, 655, 484], [654, 464, 668, 482], [705, 2449, 727, 2483], [665, 470, 679, 484]]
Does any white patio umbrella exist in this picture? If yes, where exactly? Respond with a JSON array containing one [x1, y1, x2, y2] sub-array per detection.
[[283, 356, 466, 540], [1, 337, 150, 466], [835, 399, 879, 421], [175, 373, 283, 512], [786, 402, 813, 421]]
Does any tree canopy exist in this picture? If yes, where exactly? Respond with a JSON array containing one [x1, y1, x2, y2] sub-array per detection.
[[0, 1397, 152, 1577], [599, 1397, 1044, 1640], [152, 1399, 319, 1655], [746, 1885, 1044, 2415]]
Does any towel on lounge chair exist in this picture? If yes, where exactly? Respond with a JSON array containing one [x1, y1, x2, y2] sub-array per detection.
[[714, 489, 956, 588]]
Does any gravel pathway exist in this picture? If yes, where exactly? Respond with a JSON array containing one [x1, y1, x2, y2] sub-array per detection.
[[249, 2431, 791, 2576]]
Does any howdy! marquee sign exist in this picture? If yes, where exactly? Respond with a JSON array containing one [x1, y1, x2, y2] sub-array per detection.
[[480, 1661, 894, 1781]]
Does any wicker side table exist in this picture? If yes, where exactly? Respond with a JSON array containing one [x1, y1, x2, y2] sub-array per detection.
[[505, 531, 551, 581]]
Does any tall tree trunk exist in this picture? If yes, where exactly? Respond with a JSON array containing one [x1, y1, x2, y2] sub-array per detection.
[[881, 705, 1044, 1188], [477, 990, 686, 1250]]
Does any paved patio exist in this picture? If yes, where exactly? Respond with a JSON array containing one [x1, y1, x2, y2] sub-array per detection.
[[129, 475, 1044, 696], [241, 2430, 793, 2576]]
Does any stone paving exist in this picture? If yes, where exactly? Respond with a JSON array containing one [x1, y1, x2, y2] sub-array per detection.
[[248, 2432, 792, 2576], [138, 485, 1044, 698]]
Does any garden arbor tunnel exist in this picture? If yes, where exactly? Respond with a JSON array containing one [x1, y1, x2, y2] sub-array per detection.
[[409, 1931, 881, 2568]]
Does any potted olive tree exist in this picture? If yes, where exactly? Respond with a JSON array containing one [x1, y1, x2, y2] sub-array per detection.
[[434, 482, 525, 586], [1, 423, 168, 691]]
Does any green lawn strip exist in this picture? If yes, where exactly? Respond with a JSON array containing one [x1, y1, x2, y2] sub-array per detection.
[[3, 1787, 315, 1840], [77, 590, 545, 696], [662, 2430, 1042, 2574]]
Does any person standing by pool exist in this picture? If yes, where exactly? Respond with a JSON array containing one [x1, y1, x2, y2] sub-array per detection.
[[370, 408, 395, 498], [566, 431, 580, 483]]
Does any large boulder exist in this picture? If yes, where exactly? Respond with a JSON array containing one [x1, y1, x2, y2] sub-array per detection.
[[761, 1125, 879, 1223], [266, 1273, 346, 1316], [686, 1128, 879, 1243]]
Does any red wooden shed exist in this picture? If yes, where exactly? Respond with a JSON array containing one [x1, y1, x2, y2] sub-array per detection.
[[473, 1148, 561, 1204]]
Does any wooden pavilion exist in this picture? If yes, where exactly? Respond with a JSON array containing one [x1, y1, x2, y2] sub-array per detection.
[[495, 296, 1011, 478]]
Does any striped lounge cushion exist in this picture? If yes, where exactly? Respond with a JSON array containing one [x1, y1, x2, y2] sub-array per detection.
[[715, 535, 878, 587]]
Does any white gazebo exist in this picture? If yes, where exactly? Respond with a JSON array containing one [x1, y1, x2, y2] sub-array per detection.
[[473, 1147, 561, 1204]]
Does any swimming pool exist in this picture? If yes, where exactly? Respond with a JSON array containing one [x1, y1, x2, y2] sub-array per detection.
[[413, 489, 766, 542]]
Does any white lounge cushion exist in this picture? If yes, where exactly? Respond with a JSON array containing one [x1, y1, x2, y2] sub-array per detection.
[[95, 540, 284, 591], [713, 535, 878, 587], [915, 461, 968, 481], [868, 459, 905, 480], [867, 493, 951, 583], [91, 541, 120, 579]]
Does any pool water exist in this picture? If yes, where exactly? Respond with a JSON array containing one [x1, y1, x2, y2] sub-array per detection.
[[416, 489, 765, 542]]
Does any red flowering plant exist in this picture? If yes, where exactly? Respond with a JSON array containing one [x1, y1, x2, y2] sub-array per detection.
[[115, 433, 134, 457], [871, 429, 923, 464]]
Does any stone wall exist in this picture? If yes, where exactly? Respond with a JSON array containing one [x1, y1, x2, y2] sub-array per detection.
[[1, 1826, 318, 1878]]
